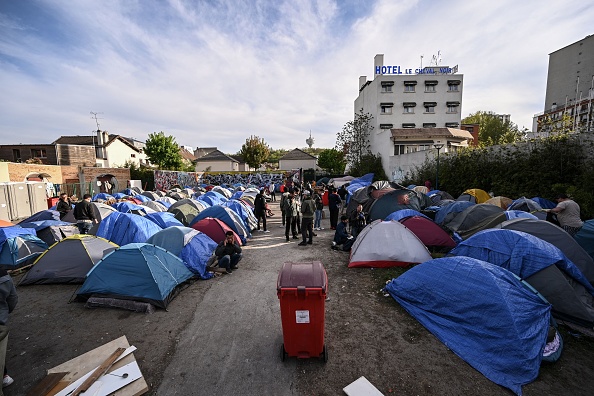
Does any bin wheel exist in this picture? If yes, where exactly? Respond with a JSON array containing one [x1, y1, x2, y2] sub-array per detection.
[[280, 344, 287, 362], [322, 344, 328, 363]]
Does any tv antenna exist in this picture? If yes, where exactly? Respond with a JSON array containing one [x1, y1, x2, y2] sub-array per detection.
[[430, 50, 442, 66], [90, 111, 104, 131]]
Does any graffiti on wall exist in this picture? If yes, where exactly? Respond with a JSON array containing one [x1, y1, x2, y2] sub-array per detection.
[[154, 170, 200, 191]]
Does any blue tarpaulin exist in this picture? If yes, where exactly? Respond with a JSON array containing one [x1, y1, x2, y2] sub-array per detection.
[[385, 256, 551, 395], [96, 212, 162, 246]]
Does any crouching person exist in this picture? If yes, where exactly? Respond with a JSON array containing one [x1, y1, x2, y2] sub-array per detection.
[[332, 215, 354, 252], [215, 231, 242, 274]]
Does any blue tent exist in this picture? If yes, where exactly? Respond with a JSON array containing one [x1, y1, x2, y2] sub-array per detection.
[[385, 256, 551, 395], [222, 200, 256, 231], [198, 191, 228, 207], [346, 173, 374, 196], [18, 220, 73, 231], [112, 201, 148, 215], [112, 192, 128, 199], [385, 209, 429, 222], [77, 243, 194, 309], [96, 212, 162, 246], [0, 227, 48, 268], [434, 201, 474, 225], [121, 188, 137, 196], [145, 212, 184, 229], [20, 210, 60, 223], [531, 197, 556, 209], [133, 194, 151, 203], [505, 210, 538, 220], [189, 206, 249, 244], [92, 193, 113, 201], [156, 199, 173, 209], [147, 227, 216, 279], [508, 197, 542, 212], [575, 219, 594, 260]]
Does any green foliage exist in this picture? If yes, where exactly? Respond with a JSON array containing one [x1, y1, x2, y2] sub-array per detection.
[[403, 134, 594, 218], [462, 111, 523, 147], [317, 149, 346, 174], [239, 135, 270, 169], [349, 153, 388, 181], [537, 112, 574, 135], [124, 161, 155, 190], [144, 132, 184, 170], [267, 148, 288, 164], [336, 109, 374, 166]]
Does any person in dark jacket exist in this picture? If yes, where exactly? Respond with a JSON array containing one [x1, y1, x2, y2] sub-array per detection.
[[73, 194, 96, 234], [349, 204, 367, 239], [332, 215, 353, 251], [215, 231, 242, 274], [254, 189, 269, 233], [328, 187, 342, 230], [0, 269, 17, 391], [56, 193, 72, 220], [298, 190, 316, 246]]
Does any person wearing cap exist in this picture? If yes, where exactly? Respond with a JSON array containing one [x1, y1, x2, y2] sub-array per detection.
[[548, 194, 583, 236], [298, 190, 316, 246]]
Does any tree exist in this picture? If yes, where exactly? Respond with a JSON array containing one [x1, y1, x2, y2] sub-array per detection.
[[317, 149, 346, 174], [239, 135, 270, 169], [462, 111, 522, 147], [335, 109, 374, 167], [537, 112, 574, 135], [348, 153, 388, 180], [144, 132, 184, 170]]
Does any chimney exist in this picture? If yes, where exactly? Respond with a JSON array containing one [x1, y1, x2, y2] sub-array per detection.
[[359, 76, 367, 91], [374, 54, 384, 77], [96, 129, 104, 158]]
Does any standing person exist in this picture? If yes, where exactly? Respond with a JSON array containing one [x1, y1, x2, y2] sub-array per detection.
[[0, 268, 17, 391], [298, 190, 315, 246], [349, 204, 367, 239], [283, 191, 299, 242], [293, 188, 302, 235], [313, 188, 324, 231], [254, 189, 269, 233], [269, 183, 276, 202], [215, 231, 242, 274], [56, 193, 72, 220], [73, 194, 96, 234], [548, 193, 583, 236], [328, 187, 342, 230], [338, 185, 348, 214], [279, 189, 290, 228]]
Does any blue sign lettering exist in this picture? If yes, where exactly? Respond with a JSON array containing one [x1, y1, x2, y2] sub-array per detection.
[[376, 66, 458, 75]]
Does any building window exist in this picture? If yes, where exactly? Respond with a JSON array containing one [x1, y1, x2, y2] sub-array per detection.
[[381, 81, 394, 93], [404, 81, 417, 92], [394, 145, 405, 155], [12, 149, 21, 162], [131, 154, 136, 158], [447, 80, 461, 91], [31, 148, 47, 158], [403, 102, 416, 114], [402, 123, 416, 128], [423, 123, 436, 128], [425, 80, 438, 92], [424, 102, 436, 113], [380, 124, 393, 129], [380, 103, 393, 114], [446, 123, 460, 128]]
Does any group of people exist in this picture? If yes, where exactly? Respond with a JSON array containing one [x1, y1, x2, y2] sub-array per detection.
[[280, 187, 320, 246], [56, 193, 98, 234]]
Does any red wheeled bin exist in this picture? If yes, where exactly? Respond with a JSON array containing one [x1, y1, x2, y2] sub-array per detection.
[[277, 261, 328, 362]]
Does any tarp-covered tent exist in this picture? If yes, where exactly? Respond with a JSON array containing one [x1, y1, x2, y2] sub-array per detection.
[[575, 220, 594, 260], [77, 243, 194, 309], [531, 197, 556, 210], [20, 210, 60, 223], [112, 201, 150, 215], [0, 227, 48, 269], [191, 217, 242, 245], [198, 191, 228, 207], [496, 218, 594, 285], [400, 216, 456, 250], [20, 235, 118, 285], [18, 220, 78, 247], [385, 209, 429, 222], [434, 201, 475, 225], [449, 229, 594, 328], [222, 200, 257, 232], [457, 188, 491, 204], [443, 204, 504, 234], [368, 190, 421, 222], [147, 226, 216, 279], [508, 197, 543, 213], [145, 212, 184, 229], [92, 193, 114, 201], [96, 212, 162, 246], [385, 256, 551, 395], [427, 190, 454, 204], [190, 206, 250, 244], [349, 220, 432, 268]]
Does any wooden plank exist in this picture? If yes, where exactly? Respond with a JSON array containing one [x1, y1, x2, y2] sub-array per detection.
[[25, 372, 68, 396], [71, 347, 126, 396], [46, 335, 148, 396]]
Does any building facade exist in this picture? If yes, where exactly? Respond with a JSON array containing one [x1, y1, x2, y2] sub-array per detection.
[[355, 54, 468, 181], [534, 34, 594, 135]]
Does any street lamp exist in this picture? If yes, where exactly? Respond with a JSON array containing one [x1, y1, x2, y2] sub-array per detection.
[[433, 143, 444, 190]]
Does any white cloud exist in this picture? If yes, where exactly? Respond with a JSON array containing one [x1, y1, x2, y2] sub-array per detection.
[[1, 0, 593, 152]]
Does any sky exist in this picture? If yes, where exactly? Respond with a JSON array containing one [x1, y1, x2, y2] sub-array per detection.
[[1, 0, 593, 154]]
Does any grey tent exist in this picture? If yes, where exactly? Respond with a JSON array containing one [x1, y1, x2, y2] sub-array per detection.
[[19, 235, 118, 285], [19, 222, 79, 247], [444, 204, 504, 234], [496, 218, 594, 286], [142, 200, 168, 212], [142, 191, 160, 200]]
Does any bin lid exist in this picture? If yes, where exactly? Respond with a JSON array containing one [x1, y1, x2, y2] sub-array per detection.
[[277, 261, 327, 291]]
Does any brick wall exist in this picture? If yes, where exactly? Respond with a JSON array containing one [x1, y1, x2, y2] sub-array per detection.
[[7, 163, 64, 183], [80, 167, 131, 195], [0, 144, 57, 164]]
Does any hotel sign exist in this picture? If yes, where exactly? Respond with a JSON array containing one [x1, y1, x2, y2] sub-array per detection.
[[376, 65, 458, 75]]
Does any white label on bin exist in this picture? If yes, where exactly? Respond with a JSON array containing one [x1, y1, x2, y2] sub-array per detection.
[[296, 310, 310, 324]]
